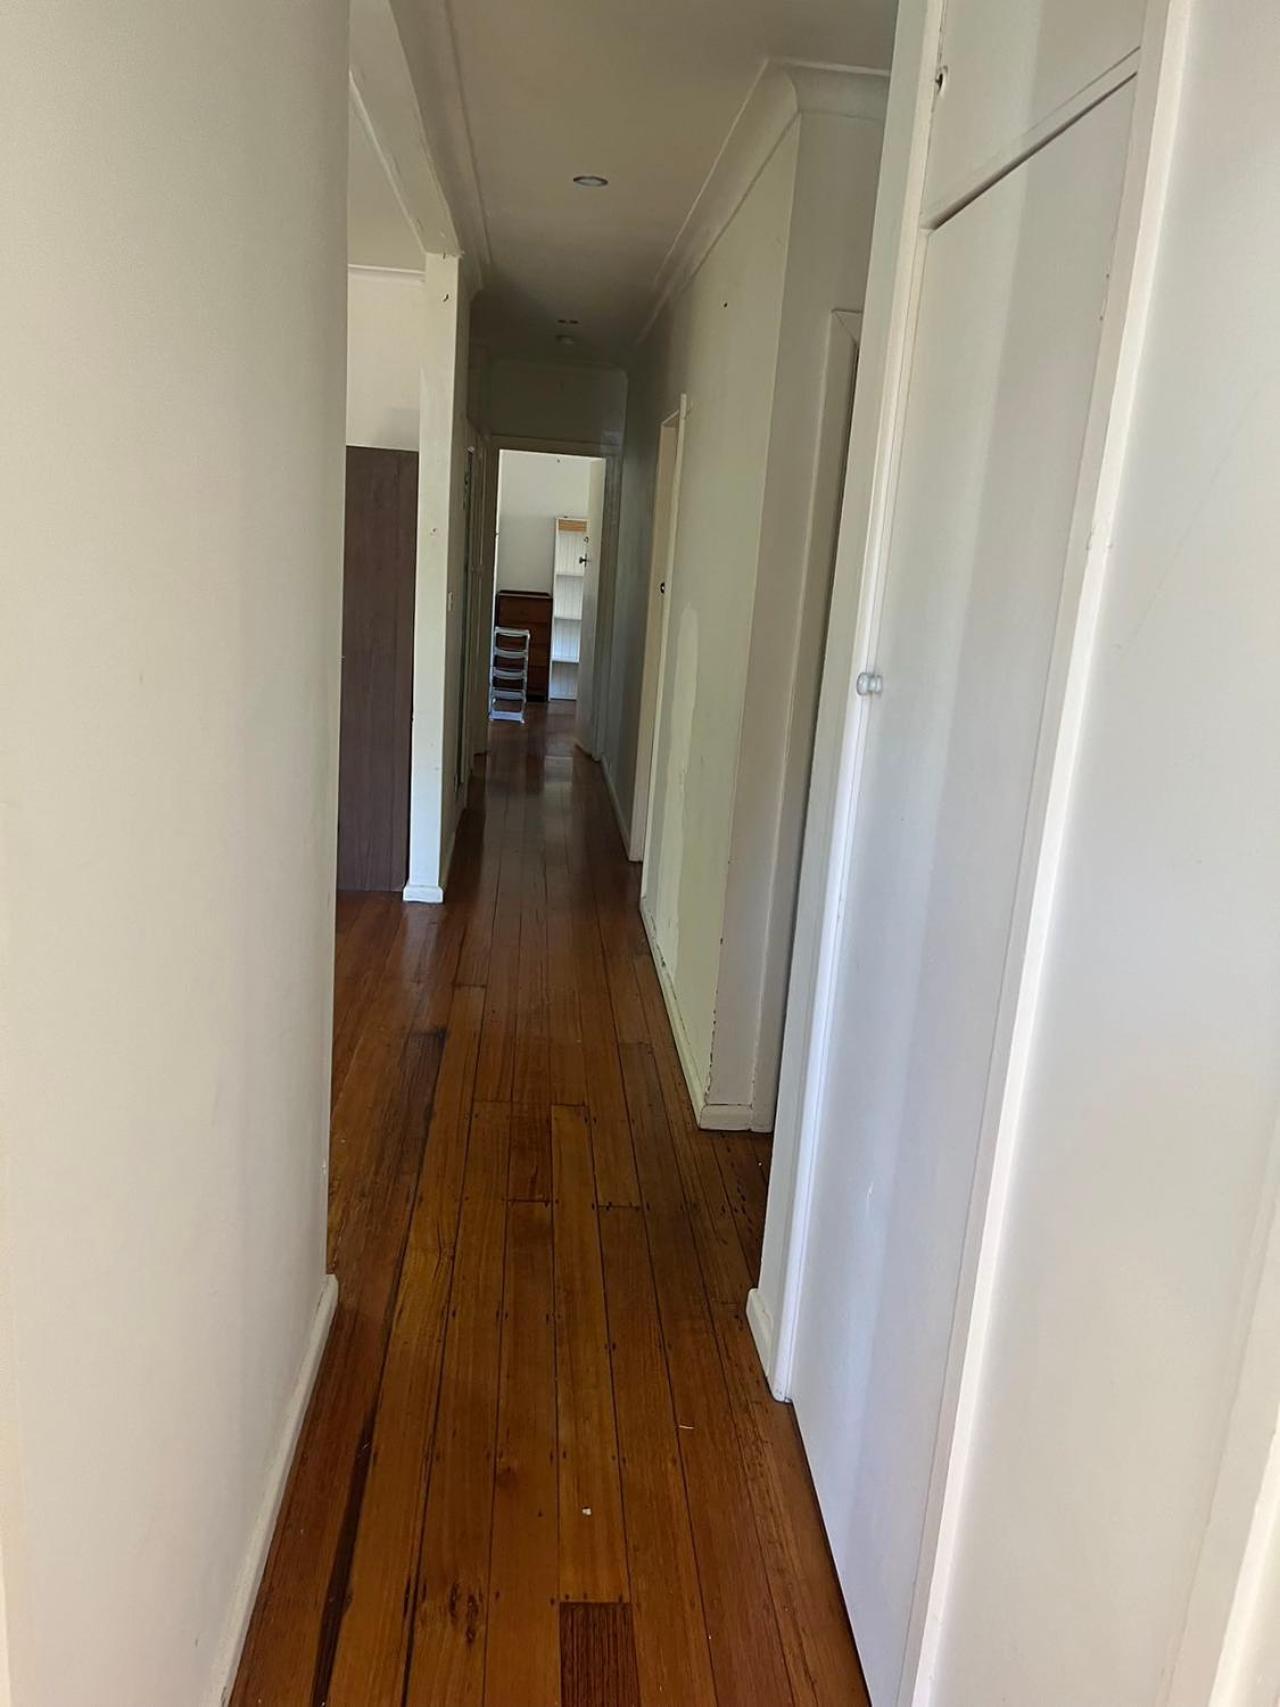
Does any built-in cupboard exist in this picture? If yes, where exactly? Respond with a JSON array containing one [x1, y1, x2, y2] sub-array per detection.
[[791, 77, 1136, 1698], [751, 2, 1280, 1704]]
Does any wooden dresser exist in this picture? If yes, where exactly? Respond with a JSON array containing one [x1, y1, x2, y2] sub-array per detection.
[[494, 590, 553, 701]]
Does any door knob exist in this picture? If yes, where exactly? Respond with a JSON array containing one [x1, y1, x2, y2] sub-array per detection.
[[856, 671, 883, 697]]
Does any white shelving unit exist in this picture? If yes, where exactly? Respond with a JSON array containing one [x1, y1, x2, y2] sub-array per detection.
[[550, 517, 587, 700]]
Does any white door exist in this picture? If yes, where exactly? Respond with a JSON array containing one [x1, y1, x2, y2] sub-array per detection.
[[789, 85, 1135, 1704]]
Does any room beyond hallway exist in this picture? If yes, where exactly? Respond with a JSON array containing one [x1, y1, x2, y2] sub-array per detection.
[[230, 705, 864, 1706]]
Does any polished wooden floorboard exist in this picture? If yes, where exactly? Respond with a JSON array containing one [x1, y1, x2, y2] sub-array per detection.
[[232, 705, 865, 1707]]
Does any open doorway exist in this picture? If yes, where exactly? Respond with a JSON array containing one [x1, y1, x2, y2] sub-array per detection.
[[489, 449, 606, 717]]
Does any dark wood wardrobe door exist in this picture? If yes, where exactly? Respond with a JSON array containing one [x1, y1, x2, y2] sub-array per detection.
[[337, 446, 418, 891]]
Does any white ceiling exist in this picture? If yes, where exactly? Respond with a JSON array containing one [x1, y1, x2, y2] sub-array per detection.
[[391, 0, 897, 361]]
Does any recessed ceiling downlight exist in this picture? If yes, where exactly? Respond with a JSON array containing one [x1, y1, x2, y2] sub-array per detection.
[[573, 174, 609, 187]]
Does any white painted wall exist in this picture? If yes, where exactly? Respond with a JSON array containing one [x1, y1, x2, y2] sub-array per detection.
[[714, 113, 880, 1123], [405, 254, 472, 901], [347, 268, 425, 450], [0, 1558, 9, 1707], [928, 4, 1280, 1701], [470, 353, 628, 450], [0, 5, 346, 1706], [628, 126, 798, 1107], [495, 450, 595, 594], [606, 72, 884, 1126]]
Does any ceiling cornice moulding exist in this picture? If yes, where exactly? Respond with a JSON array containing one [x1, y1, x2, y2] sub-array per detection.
[[349, 0, 470, 266], [782, 59, 890, 123], [378, 0, 492, 292], [348, 263, 429, 280], [636, 58, 889, 348]]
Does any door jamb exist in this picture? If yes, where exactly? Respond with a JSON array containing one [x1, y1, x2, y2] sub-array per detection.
[[481, 433, 622, 764], [630, 398, 688, 866]]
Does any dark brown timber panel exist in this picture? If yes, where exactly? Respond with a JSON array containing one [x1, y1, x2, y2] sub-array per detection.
[[337, 445, 418, 891]]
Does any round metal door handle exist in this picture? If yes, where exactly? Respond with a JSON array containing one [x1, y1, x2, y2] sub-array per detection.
[[856, 671, 883, 697]]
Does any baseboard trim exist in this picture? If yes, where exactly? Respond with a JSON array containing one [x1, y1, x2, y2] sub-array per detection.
[[601, 758, 637, 862], [439, 808, 459, 893], [403, 883, 445, 904], [403, 807, 459, 907], [638, 899, 705, 1112], [638, 900, 757, 1133], [212, 1273, 337, 1706], [697, 1099, 758, 1131], [637, 900, 752, 1132], [747, 1287, 787, 1400]]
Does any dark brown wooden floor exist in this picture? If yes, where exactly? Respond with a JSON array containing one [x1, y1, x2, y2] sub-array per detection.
[[232, 704, 865, 1707]]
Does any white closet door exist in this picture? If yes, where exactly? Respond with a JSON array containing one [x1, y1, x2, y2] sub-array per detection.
[[790, 83, 1135, 1706], [924, 0, 1143, 215]]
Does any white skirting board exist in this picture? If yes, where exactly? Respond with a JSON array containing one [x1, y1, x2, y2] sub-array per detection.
[[638, 900, 755, 1131], [403, 882, 445, 904], [601, 757, 636, 862], [404, 803, 459, 905], [210, 1273, 338, 1706], [697, 1097, 758, 1132], [746, 1287, 786, 1400]]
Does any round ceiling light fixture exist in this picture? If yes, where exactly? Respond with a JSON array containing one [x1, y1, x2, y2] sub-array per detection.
[[573, 174, 609, 187], [556, 333, 577, 347]]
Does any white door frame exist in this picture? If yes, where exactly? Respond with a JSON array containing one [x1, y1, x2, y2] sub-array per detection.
[[749, 0, 1190, 1700], [482, 434, 622, 760], [629, 398, 688, 863], [748, 306, 862, 1134], [456, 433, 484, 798], [469, 430, 500, 770]]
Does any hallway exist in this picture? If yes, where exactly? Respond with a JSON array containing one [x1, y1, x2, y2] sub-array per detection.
[[231, 706, 865, 1707]]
